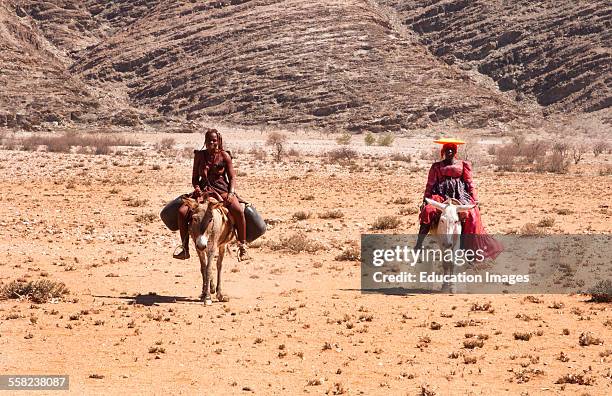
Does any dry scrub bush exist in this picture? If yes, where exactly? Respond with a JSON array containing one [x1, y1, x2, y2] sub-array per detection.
[[267, 232, 324, 253], [292, 211, 311, 221], [20, 132, 139, 154], [370, 216, 401, 230], [135, 213, 157, 224], [588, 280, 612, 302], [593, 141, 608, 157], [578, 332, 603, 346], [266, 132, 287, 161], [572, 145, 586, 164], [599, 165, 612, 176], [249, 146, 267, 160], [520, 223, 543, 235], [319, 209, 344, 219], [1, 279, 69, 303], [555, 373, 596, 385], [536, 152, 570, 174], [287, 148, 301, 158], [335, 246, 360, 261], [513, 332, 532, 341], [326, 147, 358, 163], [157, 137, 175, 150], [364, 132, 375, 146], [336, 132, 352, 145], [537, 217, 555, 227], [377, 133, 395, 147], [389, 152, 411, 162]]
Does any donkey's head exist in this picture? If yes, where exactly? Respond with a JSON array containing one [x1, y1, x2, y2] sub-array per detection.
[[183, 197, 224, 251], [425, 198, 474, 248]]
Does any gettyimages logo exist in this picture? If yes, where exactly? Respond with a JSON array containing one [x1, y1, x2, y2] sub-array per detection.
[[372, 246, 485, 267], [361, 234, 612, 294]]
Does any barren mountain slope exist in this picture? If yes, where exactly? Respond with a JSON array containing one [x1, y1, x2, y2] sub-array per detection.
[[0, 3, 103, 129], [70, 0, 531, 131], [378, 0, 612, 114]]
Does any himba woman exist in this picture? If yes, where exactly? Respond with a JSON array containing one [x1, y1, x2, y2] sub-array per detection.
[[415, 138, 503, 259], [174, 129, 249, 261]]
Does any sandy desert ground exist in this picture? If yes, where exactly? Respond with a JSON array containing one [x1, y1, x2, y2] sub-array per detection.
[[1, 129, 611, 395]]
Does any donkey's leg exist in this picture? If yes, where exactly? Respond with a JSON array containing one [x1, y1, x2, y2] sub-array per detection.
[[202, 245, 216, 306], [199, 250, 209, 301], [448, 259, 457, 294], [216, 246, 229, 302], [441, 260, 451, 293]]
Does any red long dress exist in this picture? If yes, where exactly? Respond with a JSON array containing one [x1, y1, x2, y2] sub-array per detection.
[[419, 160, 503, 260]]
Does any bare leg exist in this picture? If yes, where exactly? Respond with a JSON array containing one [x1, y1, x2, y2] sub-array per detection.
[[174, 204, 190, 260], [222, 194, 249, 261]]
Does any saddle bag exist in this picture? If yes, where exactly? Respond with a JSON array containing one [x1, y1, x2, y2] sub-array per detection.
[[160, 195, 185, 231], [244, 204, 266, 242]]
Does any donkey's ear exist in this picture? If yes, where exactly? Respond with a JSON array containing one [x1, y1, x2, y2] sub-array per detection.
[[425, 198, 446, 212], [182, 197, 199, 210], [456, 204, 475, 213]]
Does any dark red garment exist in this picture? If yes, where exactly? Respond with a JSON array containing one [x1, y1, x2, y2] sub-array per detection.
[[424, 160, 477, 202], [419, 161, 503, 260], [192, 150, 231, 193]]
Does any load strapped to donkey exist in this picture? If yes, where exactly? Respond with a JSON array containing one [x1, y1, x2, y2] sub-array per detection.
[[159, 148, 266, 244]]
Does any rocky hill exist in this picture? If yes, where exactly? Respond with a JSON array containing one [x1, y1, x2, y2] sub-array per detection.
[[0, 2, 101, 129], [0, 0, 608, 132], [379, 0, 611, 114]]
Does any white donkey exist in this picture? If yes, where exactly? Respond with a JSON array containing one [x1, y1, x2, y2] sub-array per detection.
[[425, 198, 475, 293]]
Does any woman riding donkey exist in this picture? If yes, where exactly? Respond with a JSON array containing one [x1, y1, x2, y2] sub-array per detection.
[[415, 138, 502, 260], [174, 129, 249, 261]]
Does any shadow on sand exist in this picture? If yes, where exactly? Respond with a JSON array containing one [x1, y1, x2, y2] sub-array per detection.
[[340, 287, 439, 296], [93, 293, 202, 306]]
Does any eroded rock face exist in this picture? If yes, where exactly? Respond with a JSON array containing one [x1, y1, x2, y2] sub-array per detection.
[[70, 0, 530, 131], [1, 0, 607, 131], [0, 2, 104, 130], [379, 0, 611, 114]]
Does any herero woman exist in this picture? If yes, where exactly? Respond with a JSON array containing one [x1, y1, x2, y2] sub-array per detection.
[[415, 138, 502, 259]]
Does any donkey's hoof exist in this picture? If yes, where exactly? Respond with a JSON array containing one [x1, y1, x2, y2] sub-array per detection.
[[217, 293, 229, 302], [204, 298, 213, 306]]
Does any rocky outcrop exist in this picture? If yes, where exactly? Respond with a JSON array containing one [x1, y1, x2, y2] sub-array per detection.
[[0, 2, 103, 129], [2, 0, 607, 132], [69, 0, 530, 131], [378, 0, 611, 114]]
